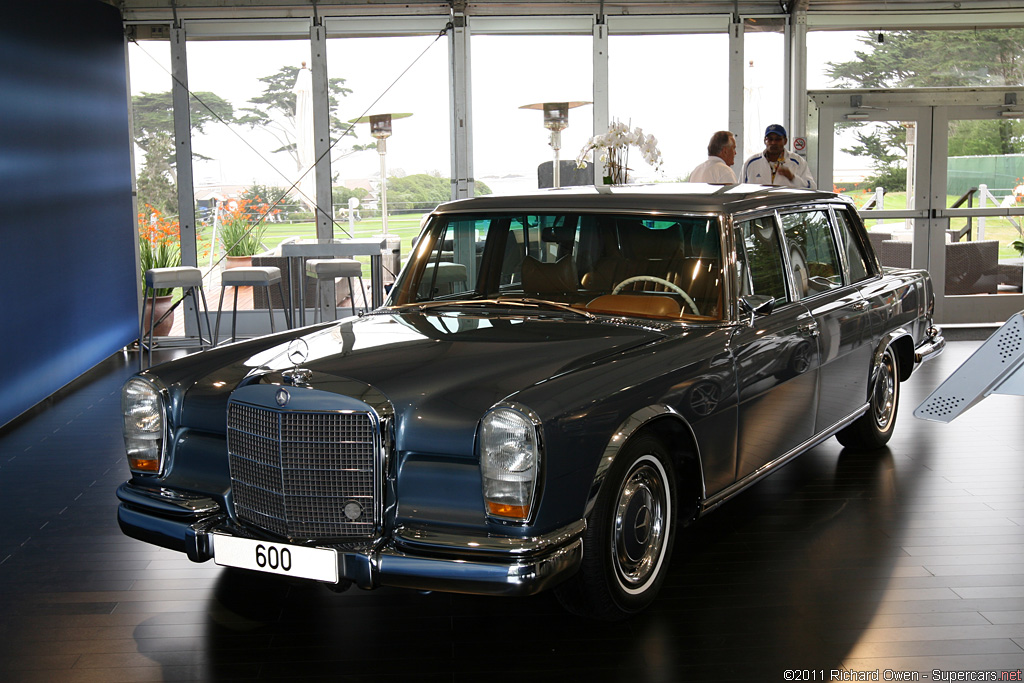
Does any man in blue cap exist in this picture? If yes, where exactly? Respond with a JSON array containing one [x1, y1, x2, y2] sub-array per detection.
[[741, 124, 816, 189]]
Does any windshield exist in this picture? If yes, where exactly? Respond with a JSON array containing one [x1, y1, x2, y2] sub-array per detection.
[[390, 212, 724, 320]]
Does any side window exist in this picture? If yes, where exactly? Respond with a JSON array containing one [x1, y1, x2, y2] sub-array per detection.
[[833, 208, 871, 284], [736, 216, 789, 307], [780, 210, 843, 300]]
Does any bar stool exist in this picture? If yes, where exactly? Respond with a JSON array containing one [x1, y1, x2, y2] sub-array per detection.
[[215, 266, 290, 345], [305, 259, 366, 321], [140, 266, 212, 370]]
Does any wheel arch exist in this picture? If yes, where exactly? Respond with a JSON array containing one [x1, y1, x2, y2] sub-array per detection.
[[584, 405, 704, 525], [876, 328, 915, 382]]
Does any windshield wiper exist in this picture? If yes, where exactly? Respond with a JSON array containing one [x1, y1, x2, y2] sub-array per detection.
[[390, 298, 595, 320], [488, 298, 596, 320]]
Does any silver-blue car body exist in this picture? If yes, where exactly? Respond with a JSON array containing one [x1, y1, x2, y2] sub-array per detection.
[[118, 184, 944, 619]]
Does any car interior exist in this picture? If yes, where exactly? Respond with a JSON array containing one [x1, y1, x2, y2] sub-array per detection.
[[400, 212, 726, 320]]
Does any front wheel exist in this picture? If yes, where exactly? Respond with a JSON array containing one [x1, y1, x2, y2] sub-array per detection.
[[836, 346, 900, 450], [555, 435, 677, 620]]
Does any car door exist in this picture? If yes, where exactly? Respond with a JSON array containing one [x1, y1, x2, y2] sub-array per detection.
[[779, 207, 875, 434], [731, 213, 820, 481]]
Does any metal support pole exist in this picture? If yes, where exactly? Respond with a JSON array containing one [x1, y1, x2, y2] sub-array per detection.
[[379, 138, 389, 234], [311, 22, 333, 240], [551, 130, 561, 188], [788, 10, 808, 155], [448, 15, 474, 200], [592, 16, 609, 186], [171, 25, 202, 341], [728, 19, 745, 172]]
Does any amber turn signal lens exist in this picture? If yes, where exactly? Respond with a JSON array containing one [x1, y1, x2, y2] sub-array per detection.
[[129, 458, 160, 472], [487, 502, 529, 518]]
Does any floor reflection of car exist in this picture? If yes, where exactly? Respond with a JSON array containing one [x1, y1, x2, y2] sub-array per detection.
[[117, 184, 944, 620]]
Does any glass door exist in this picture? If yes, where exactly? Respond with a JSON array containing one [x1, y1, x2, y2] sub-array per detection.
[[810, 88, 1024, 325]]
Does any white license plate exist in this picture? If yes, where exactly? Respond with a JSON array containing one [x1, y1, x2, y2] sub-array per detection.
[[212, 533, 339, 583]]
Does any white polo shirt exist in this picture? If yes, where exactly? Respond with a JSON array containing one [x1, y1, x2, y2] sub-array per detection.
[[741, 150, 816, 189], [688, 156, 737, 184]]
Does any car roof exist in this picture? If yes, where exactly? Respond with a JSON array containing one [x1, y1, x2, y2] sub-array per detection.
[[432, 182, 844, 216]]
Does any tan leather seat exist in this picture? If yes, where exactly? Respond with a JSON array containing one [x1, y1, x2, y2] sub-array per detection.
[[522, 255, 578, 296]]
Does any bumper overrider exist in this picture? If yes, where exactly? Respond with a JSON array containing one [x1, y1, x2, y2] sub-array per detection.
[[915, 325, 945, 364], [116, 482, 584, 596]]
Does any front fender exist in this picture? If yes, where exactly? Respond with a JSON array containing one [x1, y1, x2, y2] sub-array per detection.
[[583, 405, 704, 519]]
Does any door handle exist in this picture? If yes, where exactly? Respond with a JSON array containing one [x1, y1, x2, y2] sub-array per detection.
[[798, 321, 820, 337], [852, 300, 870, 311]]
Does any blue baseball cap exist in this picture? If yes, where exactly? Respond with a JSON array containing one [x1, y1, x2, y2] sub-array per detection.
[[765, 124, 788, 139]]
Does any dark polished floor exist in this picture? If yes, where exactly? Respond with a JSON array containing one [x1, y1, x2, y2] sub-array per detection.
[[1, 341, 1023, 681]]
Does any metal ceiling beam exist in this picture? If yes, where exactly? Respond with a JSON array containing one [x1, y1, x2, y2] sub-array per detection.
[[118, 1, 1024, 23]]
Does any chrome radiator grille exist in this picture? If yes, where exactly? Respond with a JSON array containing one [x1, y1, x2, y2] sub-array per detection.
[[227, 401, 378, 539]]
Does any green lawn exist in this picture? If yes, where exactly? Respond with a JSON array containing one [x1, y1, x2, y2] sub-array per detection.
[[199, 214, 427, 278], [857, 191, 1023, 259]]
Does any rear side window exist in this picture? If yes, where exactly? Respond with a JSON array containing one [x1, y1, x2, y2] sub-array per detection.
[[736, 216, 789, 308], [780, 210, 843, 300], [833, 208, 871, 284]]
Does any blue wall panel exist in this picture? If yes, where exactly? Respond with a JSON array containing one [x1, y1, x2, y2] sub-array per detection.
[[0, 1, 138, 427]]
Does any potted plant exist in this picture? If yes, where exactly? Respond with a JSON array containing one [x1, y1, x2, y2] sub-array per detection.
[[219, 197, 272, 268], [138, 205, 181, 335], [576, 119, 663, 185]]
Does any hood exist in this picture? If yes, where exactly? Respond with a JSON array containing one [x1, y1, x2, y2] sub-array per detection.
[[179, 309, 668, 456]]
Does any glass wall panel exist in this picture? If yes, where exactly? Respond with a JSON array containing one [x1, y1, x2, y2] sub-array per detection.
[[743, 24, 786, 169], [471, 35, 593, 195], [181, 40, 311, 332], [810, 28, 1024, 90], [326, 34, 450, 248], [608, 33, 727, 182], [129, 38, 187, 336], [944, 117, 1024, 296], [181, 38, 312, 284], [129, 40, 176, 221]]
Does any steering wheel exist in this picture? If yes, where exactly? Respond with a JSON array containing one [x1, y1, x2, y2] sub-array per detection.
[[612, 276, 701, 316]]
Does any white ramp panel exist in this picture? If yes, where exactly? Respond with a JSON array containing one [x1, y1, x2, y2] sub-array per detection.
[[914, 312, 1024, 423]]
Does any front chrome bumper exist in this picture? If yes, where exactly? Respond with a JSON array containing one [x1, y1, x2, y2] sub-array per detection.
[[116, 482, 584, 597]]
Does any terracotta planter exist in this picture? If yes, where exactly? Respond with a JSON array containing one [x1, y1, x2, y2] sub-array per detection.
[[225, 255, 252, 269], [143, 294, 175, 336]]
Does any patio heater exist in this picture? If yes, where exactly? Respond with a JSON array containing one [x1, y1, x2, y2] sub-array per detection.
[[519, 101, 590, 188], [349, 112, 412, 234]]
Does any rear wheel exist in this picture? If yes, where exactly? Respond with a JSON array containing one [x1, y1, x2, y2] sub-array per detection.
[[556, 435, 677, 620], [836, 346, 900, 450]]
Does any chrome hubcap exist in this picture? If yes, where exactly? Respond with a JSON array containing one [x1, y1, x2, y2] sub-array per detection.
[[873, 352, 896, 430], [613, 458, 668, 592]]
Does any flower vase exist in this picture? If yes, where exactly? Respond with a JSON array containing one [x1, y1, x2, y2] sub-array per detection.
[[225, 255, 252, 269], [143, 294, 175, 336], [605, 152, 629, 185]]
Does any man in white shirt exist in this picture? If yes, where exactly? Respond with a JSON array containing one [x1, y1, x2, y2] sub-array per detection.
[[689, 131, 737, 184], [742, 124, 816, 189]]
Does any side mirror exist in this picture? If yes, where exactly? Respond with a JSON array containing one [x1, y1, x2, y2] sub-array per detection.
[[740, 295, 774, 323]]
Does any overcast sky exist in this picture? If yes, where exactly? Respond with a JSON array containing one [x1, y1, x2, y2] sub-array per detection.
[[128, 29, 865, 194]]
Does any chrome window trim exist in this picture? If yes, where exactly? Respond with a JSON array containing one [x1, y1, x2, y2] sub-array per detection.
[[409, 209, 730, 322]]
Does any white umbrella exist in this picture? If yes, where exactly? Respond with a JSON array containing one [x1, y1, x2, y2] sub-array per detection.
[[292, 62, 316, 213]]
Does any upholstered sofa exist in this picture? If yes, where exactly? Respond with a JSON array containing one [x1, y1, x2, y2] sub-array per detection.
[[879, 238, 1000, 295]]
